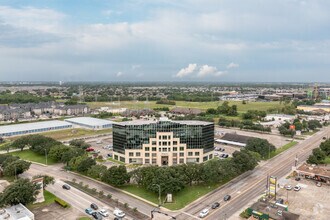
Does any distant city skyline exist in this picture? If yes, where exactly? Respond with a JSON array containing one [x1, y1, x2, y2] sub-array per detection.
[[0, 0, 329, 82]]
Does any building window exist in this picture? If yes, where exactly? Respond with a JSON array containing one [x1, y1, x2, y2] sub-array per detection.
[[152, 153, 157, 157], [159, 136, 162, 140], [173, 141, 177, 145], [168, 141, 171, 146], [162, 148, 167, 152], [203, 156, 208, 162], [196, 158, 199, 163], [158, 148, 161, 152], [195, 152, 200, 156], [145, 159, 150, 164], [179, 152, 184, 157], [168, 135, 171, 139], [152, 147, 157, 151], [173, 153, 177, 157], [152, 159, 157, 164], [180, 147, 184, 151], [145, 153, 150, 157], [114, 155, 118, 160], [136, 152, 141, 157], [209, 154, 213, 159], [129, 152, 134, 157], [163, 142, 167, 146], [173, 158, 177, 165], [179, 158, 184, 164], [188, 152, 193, 156], [152, 141, 156, 145], [173, 147, 177, 151], [163, 135, 167, 140], [159, 142, 162, 146], [145, 147, 150, 151]]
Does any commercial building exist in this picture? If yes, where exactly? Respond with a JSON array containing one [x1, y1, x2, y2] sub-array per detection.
[[65, 117, 113, 130], [215, 133, 252, 147], [293, 163, 330, 184], [0, 120, 72, 137], [112, 118, 214, 166], [0, 203, 35, 220]]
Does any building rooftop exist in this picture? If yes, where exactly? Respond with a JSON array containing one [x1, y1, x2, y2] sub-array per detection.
[[220, 133, 252, 144], [296, 163, 330, 178], [0, 120, 72, 135], [65, 117, 112, 126], [115, 119, 213, 126], [250, 200, 299, 220], [0, 203, 34, 220]]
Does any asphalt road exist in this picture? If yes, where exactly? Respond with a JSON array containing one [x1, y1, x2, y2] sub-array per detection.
[[177, 126, 330, 220], [23, 164, 155, 218]]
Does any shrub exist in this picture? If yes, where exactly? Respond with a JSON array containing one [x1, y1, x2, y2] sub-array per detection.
[[133, 207, 138, 212], [106, 194, 112, 199], [124, 203, 129, 208], [55, 197, 69, 208]]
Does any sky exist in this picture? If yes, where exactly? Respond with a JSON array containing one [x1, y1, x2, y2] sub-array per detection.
[[0, 0, 329, 82]]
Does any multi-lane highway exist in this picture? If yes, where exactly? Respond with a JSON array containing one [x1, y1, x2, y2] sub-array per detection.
[[177, 126, 330, 220]]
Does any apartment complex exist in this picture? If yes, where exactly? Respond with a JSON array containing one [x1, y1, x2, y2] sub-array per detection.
[[112, 119, 214, 166]]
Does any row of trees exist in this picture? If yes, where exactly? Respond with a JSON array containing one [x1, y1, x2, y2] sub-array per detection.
[[129, 149, 259, 195], [245, 138, 276, 159], [278, 120, 323, 136], [0, 92, 54, 104], [242, 110, 267, 120], [218, 118, 271, 132], [307, 139, 330, 165]]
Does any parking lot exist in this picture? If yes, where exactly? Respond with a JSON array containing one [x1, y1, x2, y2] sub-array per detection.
[[276, 177, 330, 220], [215, 127, 291, 148]]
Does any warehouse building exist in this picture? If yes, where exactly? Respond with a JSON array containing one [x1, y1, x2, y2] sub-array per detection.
[[65, 117, 113, 130], [112, 118, 214, 166], [0, 120, 72, 137]]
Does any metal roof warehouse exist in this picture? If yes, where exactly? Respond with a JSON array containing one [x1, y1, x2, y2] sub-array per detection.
[[65, 117, 113, 129], [0, 120, 72, 137]]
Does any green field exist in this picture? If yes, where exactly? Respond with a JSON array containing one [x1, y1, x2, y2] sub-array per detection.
[[87, 101, 283, 113], [120, 183, 221, 210], [324, 157, 330, 164], [9, 150, 57, 165], [269, 141, 298, 159], [8, 128, 112, 141]]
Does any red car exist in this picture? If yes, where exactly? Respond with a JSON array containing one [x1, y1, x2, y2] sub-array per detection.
[[86, 147, 95, 152]]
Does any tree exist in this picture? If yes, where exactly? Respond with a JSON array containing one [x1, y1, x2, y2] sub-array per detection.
[[61, 148, 85, 166], [206, 108, 217, 115], [320, 140, 330, 156], [102, 165, 130, 186], [232, 150, 259, 173], [227, 105, 238, 116], [87, 165, 107, 179], [32, 175, 55, 189], [0, 178, 39, 206], [48, 145, 71, 162], [77, 157, 96, 173], [245, 138, 276, 159], [3, 160, 31, 177], [69, 139, 91, 150], [307, 120, 322, 130]]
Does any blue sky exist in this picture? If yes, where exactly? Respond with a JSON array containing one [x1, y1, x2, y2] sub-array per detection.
[[0, 0, 329, 82]]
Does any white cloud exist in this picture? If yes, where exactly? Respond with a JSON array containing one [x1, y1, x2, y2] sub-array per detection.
[[198, 65, 225, 77], [116, 71, 123, 77], [131, 64, 141, 70], [226, 62, 239, 69], [175, 63, 197, 78]]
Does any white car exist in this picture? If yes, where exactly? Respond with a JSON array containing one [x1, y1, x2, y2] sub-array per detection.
[[98, 209, 109, 217], [294, 185, 301, 191], [113, 209, 125, 218], [285, 185, 292, 190], [199, 209, 209, 218]]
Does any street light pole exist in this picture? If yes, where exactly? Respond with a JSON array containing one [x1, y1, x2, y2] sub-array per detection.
[[153, 184, 161, 207], [44, 149, 48, 165]]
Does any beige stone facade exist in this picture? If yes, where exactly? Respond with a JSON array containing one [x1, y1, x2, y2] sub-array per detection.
[[113, 132, 213, 166]]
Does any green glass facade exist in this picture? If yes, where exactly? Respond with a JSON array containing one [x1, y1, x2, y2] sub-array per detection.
[[113, 120, 214, 154]]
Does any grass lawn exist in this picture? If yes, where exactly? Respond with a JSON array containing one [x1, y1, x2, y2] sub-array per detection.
[[107, 157, 125, 165], [87, 101, 283, 113], [120, 183, 221, 210], [77, 218, 91, 220], [9, 150, 57, 165], [28, 190, 57, 209], [269, 141, 298, 158], [323, 157, 330, 164]]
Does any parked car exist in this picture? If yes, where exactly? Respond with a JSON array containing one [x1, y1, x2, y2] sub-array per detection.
[[90, 203, 98, 210], [276, 198, 284, 204], [224, 195, 231, 201], [86, 147, 95, 152], [316, 182, 322, 187], [211, 202, 220, 209], [199, 209, 209, 218], [85, 208, 94, 215], [107, 153, 112, 157], [285, 185, 292, 190], [294, 185, 301, 191], [295, 177, 301, 181], [113, 209, 125, 218], [98, 209, 109, 217], [220, 148, 225, 152], [92, 212, 103, 220], [223, 154, 229, 158]]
